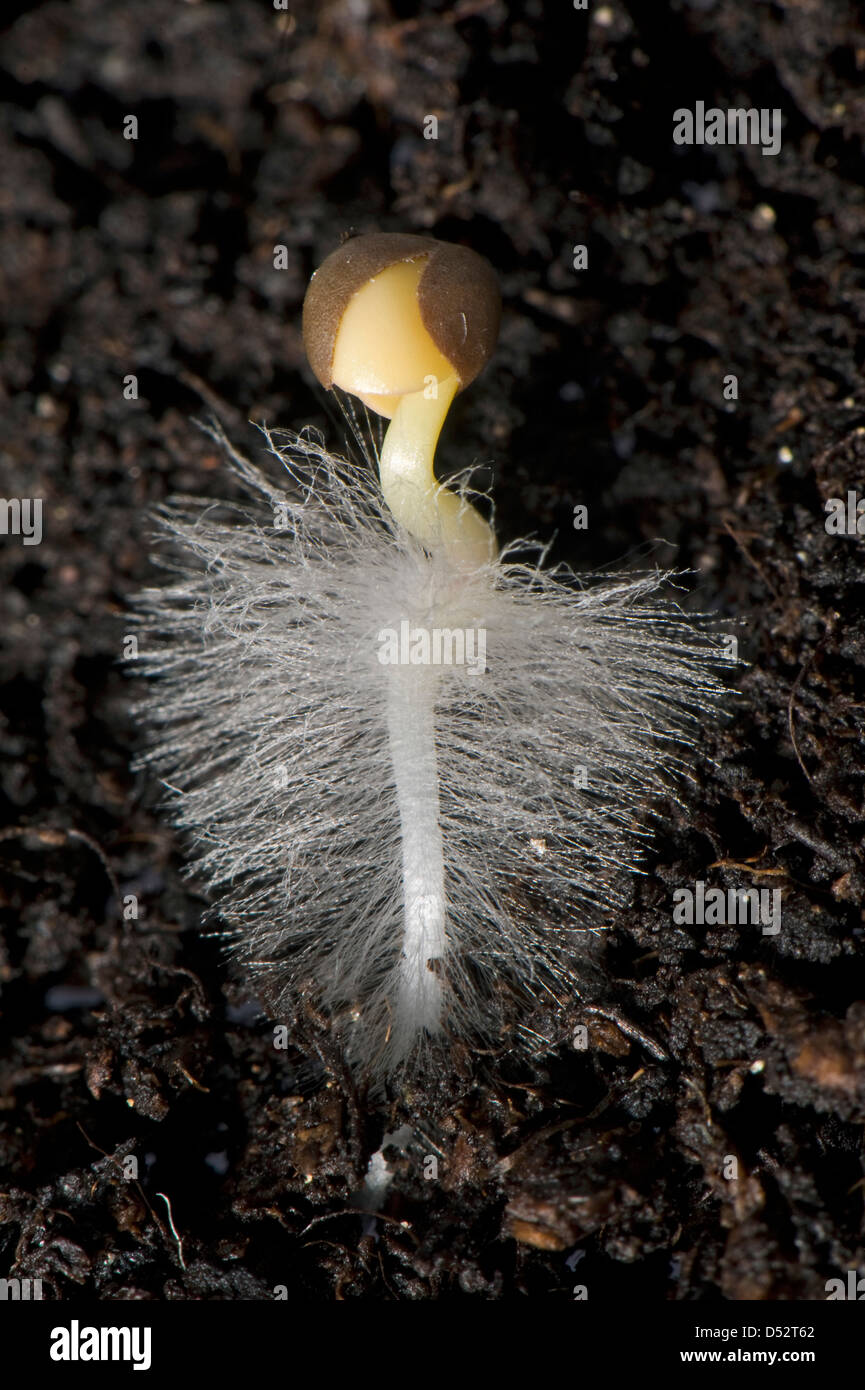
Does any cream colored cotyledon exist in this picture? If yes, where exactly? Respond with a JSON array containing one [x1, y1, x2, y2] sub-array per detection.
[[303, 233, 500, 570]]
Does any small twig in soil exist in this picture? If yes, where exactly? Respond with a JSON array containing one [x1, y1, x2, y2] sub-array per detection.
[[0, 824, 120, 919], [155, 1192, 187, 1270]]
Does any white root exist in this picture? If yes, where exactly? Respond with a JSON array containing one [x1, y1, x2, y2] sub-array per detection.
[[385, 666, 446, 1047]]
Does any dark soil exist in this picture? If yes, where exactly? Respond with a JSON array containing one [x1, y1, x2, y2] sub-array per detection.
[[1, 0, 863, 1301]]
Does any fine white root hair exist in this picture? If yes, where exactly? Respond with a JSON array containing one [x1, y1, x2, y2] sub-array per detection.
[[133, 422, 733, 1074]]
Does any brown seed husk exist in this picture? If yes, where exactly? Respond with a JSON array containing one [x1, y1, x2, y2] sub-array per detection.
[[302, 231, 501, 390]]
